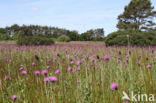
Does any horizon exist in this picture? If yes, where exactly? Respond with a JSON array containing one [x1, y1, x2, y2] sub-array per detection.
[[0, 0, 156, 35]]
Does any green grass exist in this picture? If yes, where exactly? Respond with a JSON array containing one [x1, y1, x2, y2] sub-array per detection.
[[0, 42, 155, 103]]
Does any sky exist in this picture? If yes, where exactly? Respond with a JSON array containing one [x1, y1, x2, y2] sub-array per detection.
[[0, 0, 156, 35]]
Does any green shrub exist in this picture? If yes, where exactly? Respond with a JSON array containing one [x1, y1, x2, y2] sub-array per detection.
[[0, 33, 11, 40], [105, 30, 156, 46], [17, 36, 54, 45], [58, 35, 70, 42]]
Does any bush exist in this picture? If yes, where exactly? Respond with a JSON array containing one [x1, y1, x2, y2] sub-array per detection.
[[58, 35, 70, 42], [17, 35, 54, 45], [0, 33, 11, 40], [105, 30, 156, 46]]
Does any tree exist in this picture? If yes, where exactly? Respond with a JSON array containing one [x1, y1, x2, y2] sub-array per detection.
[[117, 0, 156, 31]]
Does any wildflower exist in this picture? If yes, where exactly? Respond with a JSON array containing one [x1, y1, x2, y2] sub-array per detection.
[[12, 94, 17, 100], [19, 66, 24, 70], [34, 54, 39, 61], [32, 62, 35, 66], [48, 59, 51, 63], [77, 60, 81, 66], [44, 77, 49, 82], [41, 69, 48, 75], [5, 75, 10, 80], [146, 65, 151, 69], [68, 67, 72, 72], [77, 67, 80, 71], [21, 70, 27, 75], [57, 53, 60, 57], [53, 57, 57, 61], [34, 70, 40, 75], [91, 57, 95, 62], [72, 69, 76, 72], [110, 82, 118, 90], [55, 69, 61, 74], [47, 65, 51, 69], [104, 55, 109, 60], [48, 76, 57, 82], [71, 61, 74, 65]]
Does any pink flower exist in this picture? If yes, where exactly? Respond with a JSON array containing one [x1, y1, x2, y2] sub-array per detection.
[[68, 67, 72, 72], [5, 75, 10, 80], [77, 67, 80, 71], [76, 80, 79, 84], [53, 57, 57, 61], [44, 77, 49, 82], [81, 58, 85, 62], [125, 59, 128, 62], [77, 60, 81, 66], [110, 82, 118, 90], [104, 55, 109, 60], [12, 94, 17, 100], [71, 61, 74, 65], [48, 59, 51, 63], [72, 69, 76, 72], [48, 76, 57, 82], [21, 70, 27, 75], [146, 65, 151, 69], [32, 62, 35, 66], [91, 57, 95, 62], [34, 70, 40, 75], [19, 66, 24, 70], [47, 65, 51, 69], [41, 69, 48, 75], [55, 69, 61, 74]]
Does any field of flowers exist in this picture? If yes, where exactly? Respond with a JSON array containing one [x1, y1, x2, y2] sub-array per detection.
[[0, 42, 155, 103]]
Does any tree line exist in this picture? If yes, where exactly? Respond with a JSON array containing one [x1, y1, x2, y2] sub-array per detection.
[[0, 24, 104, 41]]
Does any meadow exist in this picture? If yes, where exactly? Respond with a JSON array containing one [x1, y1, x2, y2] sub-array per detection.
[[0, 42, 155, 103]]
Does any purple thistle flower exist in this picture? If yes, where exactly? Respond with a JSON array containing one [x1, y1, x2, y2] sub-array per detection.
[[72, 69, 76, 72], [47, 65, 51, 69], [5, 75, 10, 80], [32, 62, 35, 66], [146, 65, 151, 69], [68, 67, 72, 72], [77, 67, 80, 71], [91, 57, 95, 62], [70, 61, 74, 65], [41, 69, 48, 75], [19, 66, 24, 70], [55, 69, 61, 74], [34, 70, 40, 75], [12, 94, 17, 100], [110, 82, 118, 90], [104, 55, 109, 60], [48, 76, 57, 82], [44, 77, 49, 82], [77, 60, 81, 66], [21, 70, 27, 75], [48, 59, 51, 63], [53, 57, 57, 61]]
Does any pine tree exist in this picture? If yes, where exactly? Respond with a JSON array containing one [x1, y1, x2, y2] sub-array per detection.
[[117, 0, 156, 31]]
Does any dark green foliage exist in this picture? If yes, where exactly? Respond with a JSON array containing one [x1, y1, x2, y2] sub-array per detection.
[[117, 0, 156, 31], [105, 30, 156, 46], [0, 28, 6, 34], [17, 36, 54, 45], [79, 28, 104, 41], [16, 31, 54, 45], [0, 33, 11, 40], [58, 35, 70, 42], [67, 31, 79, 41]]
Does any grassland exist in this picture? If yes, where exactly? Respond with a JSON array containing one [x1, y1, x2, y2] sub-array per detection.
[[0, 42, 155, 103]]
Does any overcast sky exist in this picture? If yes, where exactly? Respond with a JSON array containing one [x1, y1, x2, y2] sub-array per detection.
[[0, 0, 156, 35]]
